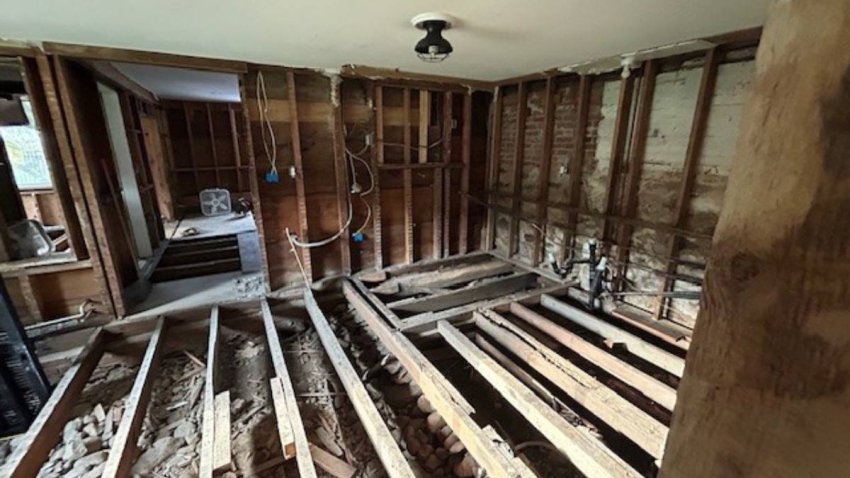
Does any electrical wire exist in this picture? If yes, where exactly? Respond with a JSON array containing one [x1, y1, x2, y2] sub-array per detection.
[[255, 71, 278, 176]]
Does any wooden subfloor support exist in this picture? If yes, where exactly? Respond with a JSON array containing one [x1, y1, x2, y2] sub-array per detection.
[[476, 309, 668, 460], [439, 321, 640, 478], [343, 280, 535, 478], [200, 306, 230, 477], [303, 290, 415, 478], [2, 329, 106, 478], [261, 299, 318, 477], [540, 294, 685, 377], [102, 318, 167, 478], [388, 272, 537, 314], [662, 2, 850, 475], [510, 302, 676, 411]]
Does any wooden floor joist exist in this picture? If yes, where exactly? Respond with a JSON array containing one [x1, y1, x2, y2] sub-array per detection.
[[200, 306, 228, 477], [540, 294, 685, 377], [303, 289, 415, 478], [343, 279, 536, 478], [2, 328, 106, 478], [476, 309, 668, 460], [439, 321, 640, 478], [388, 272, 538, 314], [510, 302, 677, 411], [378, 260, 514, 293], [261, 299, 318, 478], [102, 317, 167, 478]]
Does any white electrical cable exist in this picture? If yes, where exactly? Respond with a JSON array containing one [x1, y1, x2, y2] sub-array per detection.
[[256, 71, 278, 176]]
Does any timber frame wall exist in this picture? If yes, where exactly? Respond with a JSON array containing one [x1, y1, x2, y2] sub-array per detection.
[[483, 29, 761, 332]]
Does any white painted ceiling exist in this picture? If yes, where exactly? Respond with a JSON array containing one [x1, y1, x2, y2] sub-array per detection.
[[113, 63, 240, 102], [1, 1, 769, 81]]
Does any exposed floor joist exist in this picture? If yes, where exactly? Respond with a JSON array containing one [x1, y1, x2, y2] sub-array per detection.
[[303, 289, 415, 478]]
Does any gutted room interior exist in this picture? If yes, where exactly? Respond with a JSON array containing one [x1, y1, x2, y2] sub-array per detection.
[[0, 0, 846, 477]]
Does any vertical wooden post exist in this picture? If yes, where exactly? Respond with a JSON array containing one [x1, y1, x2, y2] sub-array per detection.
[[403, 88, 414, 264], [485, 88, 502, 251], [534, 77, 557, 265], [458, 92, 472, 254], [286, 70, 313, 283], [331, 77, 352, 274], [371, 85, 384, 269], [183, 103, 201, 191], [227, 105, 244, 194], [508, 82, 528, 257], [614, 60, 658, 292], [662, 2, 850, 475], [654, 48, 719, 320], [560, 75, 591, 262], [601, 75, 635, 244], [437, 91, 452, 258], [205, 103, 221, 185]]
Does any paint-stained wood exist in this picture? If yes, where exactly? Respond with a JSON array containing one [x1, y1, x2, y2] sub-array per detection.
[[287, 71, 314, 283]]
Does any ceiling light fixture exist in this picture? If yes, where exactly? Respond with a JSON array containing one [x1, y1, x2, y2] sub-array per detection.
[[412, 12, 455, 63]]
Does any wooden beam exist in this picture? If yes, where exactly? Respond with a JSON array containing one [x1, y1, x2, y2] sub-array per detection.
[[3, 328, 105, 478], [458, 93, 472, 254], [342, 280, 535, 478], [601, 75, 635, 243], [83, 60, 157, 104], [560, 75, 591, 261], [654, 47, 720, 320], [183, 103, 202, 191], [331, 78, 352, 274], [436, 91, 452, 258], [510, 302, 676, 411], [102, 318, 166, 478], [540, 294, 685, 377], [269, 377, 296, 459], [205, 103, 221, 185], [485, 88, 503, 250], [507, 82, 528, 257], [389, 272, 537, 314], [286, 71, 313, 283], [213, 391, 231, 471], [261, 299, 318, 478], [43, 41, 247, 73], [534, 77, 557, 265], [200, 306, 222, 477], [391, 260, 515, 291], [349, 277, 404, 330], [228, 105, 244, 194], [403, 88, 414, 264], [476, 309, 668, 460], [440, 320, 640, 477], [614, 60, 658, 291], [339, 64, 492, 93], [309, 443, 357, 478], [304, 290, 415, 478], [370, 85, 384, 270]]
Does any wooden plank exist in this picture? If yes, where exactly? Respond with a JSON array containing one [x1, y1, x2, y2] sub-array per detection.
[[476, 310, 668, 460], [519, 80, 586, 262], [102, 317, 166, 478], [331, 78, 352, 274], [140, 113, 176, 221], [440, 321, 640, 477], [654, 47, 720, 320], [370, 85, 384, 269], [399, 282, 570, 334], [304, 290, 415, 478], [602, 75, 635, 243], [199, 306, 221, 478], [205, 103, 221, 185], [392, 260, 514, 291], [349, 277, 403, 329], [435, 91, 451, 258], [458, 93, 472, 254], [534, 77, 557, 265], [510, 302, 677, 411], [342, 280, 535, 478], [270, 377, 296, 459], [507, 82, 528, 257], [213, 391, 232, 471], [540, 294, 685, 377], [286, 71, 313, 283], [228, 105, 244, 194], [614, 60, 658, 291], [84, 60, 157, 104], [43, 42, 247, 73], [2, 328, 105, 478], [261, 299, 318, 478], [389, 272, 537, 314], [485, 88, 503, 250], [309, 443, 356, 478], [418, 90, 430, 164], [403, 88, 414, 264]]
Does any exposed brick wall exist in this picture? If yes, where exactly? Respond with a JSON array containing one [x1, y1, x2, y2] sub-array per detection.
[[490, 57, 756, 330]]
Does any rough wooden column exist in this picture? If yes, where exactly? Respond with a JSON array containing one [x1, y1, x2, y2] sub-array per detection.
[[484, 89, 502, 250], [286, 70, 313, 283], [507, 82, 527, 257], [331, 77, 352, 274], [661, 2, 850, 476], [458, 93, 472, 254], [371, 85, 384, 270], [560, 76, 591, 262]]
